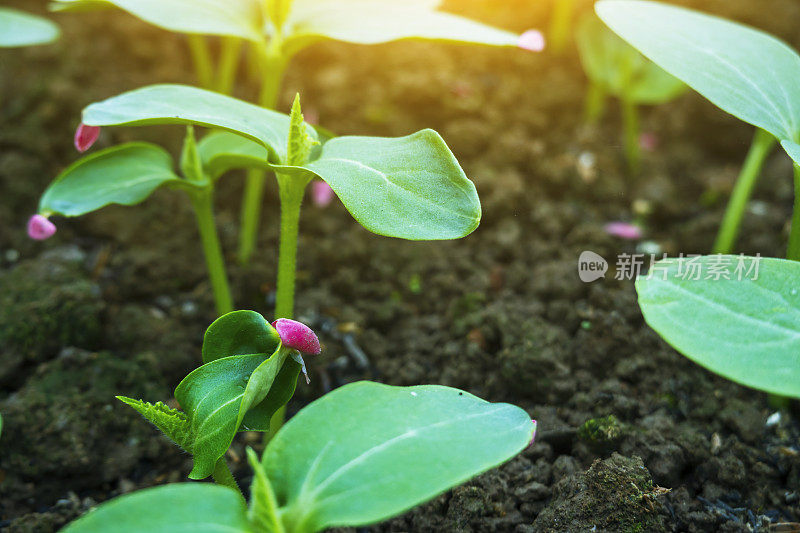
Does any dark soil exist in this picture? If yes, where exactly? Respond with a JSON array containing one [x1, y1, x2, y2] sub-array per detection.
[[1, 0, 799, 531]]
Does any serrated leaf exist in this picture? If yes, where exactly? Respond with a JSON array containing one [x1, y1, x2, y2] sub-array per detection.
[[39, 143, 182, 217], [263, 382, 535, 532], [50, 0, 263, 42], [0, 7, 60, 47], [61, 484, 251, 533], [636, 256, 800, 398], [202, 310, 281, 364], [117, 397, 194, 451], [287, 95, 319, 166]]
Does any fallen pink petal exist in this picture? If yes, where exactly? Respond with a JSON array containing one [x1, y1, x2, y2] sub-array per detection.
[[74, 123, 101, 152], [27, 214, 56, 241], [273, 318, 322, 355], [604, 222, 642, 240], [518, 30, 546, 52], [312, 181, 335, 207]]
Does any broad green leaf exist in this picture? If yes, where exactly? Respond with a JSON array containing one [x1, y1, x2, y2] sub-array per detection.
[[50, 0, 263, 42], [576, 14, 684, 105], [263, 381, 535, 532], [117, 397, 194, 451], [39, 143, 182, 217], [282, 0, 518, 55], [61, 484, 251, 533], [82, 85, 309, 164], [781, 140, 800, 167], [596, 0, 800, 142], [0, 7, 60, 47], [293, 129, 481, 240], [199, 131, 271, 180], [202, 310, 280, 364], [636, 256, 800, 398]]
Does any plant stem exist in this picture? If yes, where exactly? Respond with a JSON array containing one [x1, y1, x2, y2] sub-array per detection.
[[713, 129, 776, 254], [788, 164, 800, 261], [237, 49, 290, 265], [216, 37, 243, 95], [212, 456, 244, 500], [190, 189, 234, 315], [621, 96, 640, 173], [274, 174, 305, 319], [584, 81, 606, 124], [549, 0, 576, 54], [187, 35, 214, 90]]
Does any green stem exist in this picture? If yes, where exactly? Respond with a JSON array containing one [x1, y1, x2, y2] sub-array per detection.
[[585, 81, 607, 124], [274, 174, 305, 319], [187, 35, 214, 90], [212, 456, 244, 500], [621, 96, 640, 173], [216, 37, 243, 95], [713, 129, 777, 254], [549, 0, 576, 54], [788, 164, 800, 261], [190, 189, 234, 315]]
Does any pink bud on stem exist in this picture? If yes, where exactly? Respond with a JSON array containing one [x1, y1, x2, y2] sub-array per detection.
[[273, 318, 321, 385], [27, 214, 56, 241], [74, 124, 101, 153], [604, 222, 643, 240], [311, 181, 335, 208], [518, 30, 546, 52]]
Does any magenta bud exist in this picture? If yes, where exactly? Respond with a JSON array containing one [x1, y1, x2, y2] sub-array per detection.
[[74, 123, 101, 153], [518, 30, 546, 52], [272, 318, 321, 355], [27, 214, 56, 241], [311, 181, 335, 208], [604, 222, 643, 240]]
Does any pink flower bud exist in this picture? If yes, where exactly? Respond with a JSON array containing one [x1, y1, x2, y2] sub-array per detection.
[[518, 30, 546, 52], [604, 221, 643, 240], [27, 214, 56, 241], [272, 318, 321, 355], [74, 124, 101, 153], [311, 181, 335, 208]]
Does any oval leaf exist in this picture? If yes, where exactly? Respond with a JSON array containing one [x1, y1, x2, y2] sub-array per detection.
[[198, 131, 271, 180], [61, 484, 250, 533], [0, 7, 59, 47], [39, 143, 181, 217], [596, 0, 800, 141], [51, 0, 263, 42], [294, 129, 481, 240], [263, 381, 535, 531], [202, 310, 281, 364], [636, 256, 800, 398]]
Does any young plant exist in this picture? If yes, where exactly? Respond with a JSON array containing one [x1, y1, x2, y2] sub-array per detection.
[[636, 256, 800, 398], [70, 383, 535, 533], [51, 0, 543, 264], [575, 13, 686, 172], [31, 85, 482, 318], [0, 7, 59, 47], [596, 0, 800, 259]]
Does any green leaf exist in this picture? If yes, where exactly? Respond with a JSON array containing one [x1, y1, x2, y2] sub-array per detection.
[[283, 0, 518, 55], [202, 310, 281, 364], [596, 0, 800, 142], [39, 143, 182, 217], [781, 139, 800, 167], [50, 0, 264, 42], [0, 7, 60, 47], [287, 95, 319, 166], [61, 484, 251, 533], [82, 84, 309, 164], [117, 397, 194, 452], [290, 129, 481, 240], [247, 448, 283, 533], [198, 131, 271, 180], [263, 381, 535, 532], [576, 14, 684, 105], [636, 256, 800, 398]]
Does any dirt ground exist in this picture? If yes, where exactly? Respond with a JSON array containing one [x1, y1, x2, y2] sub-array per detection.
[[1, 0, 798, 531]]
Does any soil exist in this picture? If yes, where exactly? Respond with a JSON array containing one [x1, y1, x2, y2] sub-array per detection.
[[1, 0, 799, 531]]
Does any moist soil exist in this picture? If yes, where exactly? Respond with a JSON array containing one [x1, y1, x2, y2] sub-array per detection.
[[1, 0, 799, 531]]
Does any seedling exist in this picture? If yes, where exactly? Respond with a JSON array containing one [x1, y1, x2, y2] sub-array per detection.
[[596, 0, 800, 259], [78, 311, 536, 533], [51, 0, 543, 265], [31, 85, 481, 318], [636, 255, 800, 398], [0, 7, 59, 47], [576, 13, 685, 172]]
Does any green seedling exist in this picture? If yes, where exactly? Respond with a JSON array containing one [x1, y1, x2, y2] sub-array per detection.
[[31, 85, 481, 318], [596, 0, 800, 259], [51, 0, 542, 265], [576, 13, 685, 172], [0, 7, 59, 47], [636, 255, 800, 398]]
